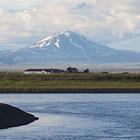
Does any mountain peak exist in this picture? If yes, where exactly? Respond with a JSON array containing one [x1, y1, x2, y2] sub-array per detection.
[[59, 30, 76, 35], [62, 30, 76, 36], [32, 31, 83, 49], [62, 31, 83, 38], [53, 31, 79, 39]]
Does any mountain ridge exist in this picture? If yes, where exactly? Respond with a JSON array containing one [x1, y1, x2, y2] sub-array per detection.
[[0, 31, 140, 65]]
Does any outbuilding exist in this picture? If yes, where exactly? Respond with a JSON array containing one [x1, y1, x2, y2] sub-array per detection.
[[24, 69, 65, 74]]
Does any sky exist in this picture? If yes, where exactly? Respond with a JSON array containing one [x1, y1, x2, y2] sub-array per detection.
[[0, 0, 140, 51]]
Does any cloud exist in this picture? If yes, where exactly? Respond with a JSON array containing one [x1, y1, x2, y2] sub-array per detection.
[[0, 0, 140, 51]]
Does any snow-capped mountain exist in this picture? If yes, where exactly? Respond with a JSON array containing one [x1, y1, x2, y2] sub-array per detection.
[[0, 31, 140, 65]]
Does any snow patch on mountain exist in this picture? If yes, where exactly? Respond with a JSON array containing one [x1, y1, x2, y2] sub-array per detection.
[[55, 38, 60, 48]]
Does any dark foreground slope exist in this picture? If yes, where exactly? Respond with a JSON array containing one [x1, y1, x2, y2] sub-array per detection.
[[0, 103, 38, 129]]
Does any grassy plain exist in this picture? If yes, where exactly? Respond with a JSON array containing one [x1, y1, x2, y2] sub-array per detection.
[[0, 72, 140, 93]]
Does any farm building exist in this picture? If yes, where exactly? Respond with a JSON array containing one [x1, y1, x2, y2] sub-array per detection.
[[24, 69, 65, 74]]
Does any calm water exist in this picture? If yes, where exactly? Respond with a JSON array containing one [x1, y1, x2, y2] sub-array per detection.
[[0, 94, 140, 140]]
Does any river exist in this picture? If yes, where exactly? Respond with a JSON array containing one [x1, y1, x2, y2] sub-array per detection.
[[0, 94, 140, 140]]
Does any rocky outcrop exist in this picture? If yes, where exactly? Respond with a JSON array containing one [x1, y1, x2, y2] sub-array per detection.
[[0, 103, 38, 129]]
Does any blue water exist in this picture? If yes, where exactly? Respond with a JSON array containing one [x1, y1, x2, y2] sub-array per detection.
[[0, 94, 140, 140]]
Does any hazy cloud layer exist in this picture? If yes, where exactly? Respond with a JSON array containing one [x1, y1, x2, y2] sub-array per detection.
[[0, 0, 140, 51]]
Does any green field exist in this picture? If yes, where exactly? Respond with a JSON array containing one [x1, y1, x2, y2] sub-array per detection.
[[0, 72, 140, 93]]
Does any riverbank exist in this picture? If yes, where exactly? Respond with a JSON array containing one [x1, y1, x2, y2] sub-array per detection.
[[0, 103, 38, 129], [0, 72, 140, 93], [0, 88, 140, 93]]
